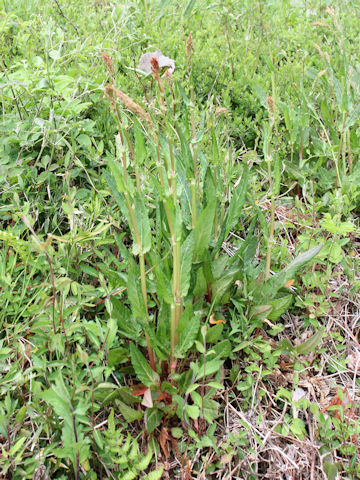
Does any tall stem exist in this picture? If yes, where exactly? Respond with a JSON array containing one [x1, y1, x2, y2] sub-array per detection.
[[168, 138, 182, 372]]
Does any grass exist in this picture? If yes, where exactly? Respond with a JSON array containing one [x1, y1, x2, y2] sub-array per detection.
[[0, 0, 360, 479]]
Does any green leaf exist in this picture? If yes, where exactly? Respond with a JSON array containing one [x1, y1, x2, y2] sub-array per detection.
[[132, 194, 152, 255], [202, 397, 219, 423], [180, 231, 194, 297], [191, 391, 219, 422], [324, 461, 339, 480], [144, 467, 164, 480], [108, 347, 129, 366], [134, 119, 146, 165], [267, 294, 293, 321], [107, 158, 126, 193], [119, 470, 137, 480], [193, 266, 207, 297], [127, 258, 146, 320], [203, 166, 216, 208], [294, 329, 324, 355], [183, 0, 196, 18], [41, 388, 72, 426], [175, 304, 200, 358], [15, 405, 27, 424], [153, 260, 173, 305], [214, 165, 248, 253], [171, 427, 183, 439], [211, 266, 239, 305], [193, 199, 216, 260], [248, 304, 272, 321], [130, 343, 160, 387], [195, 358, 224, 381], [253, 82, 268, 108], [260, 244, 322, 300], [273, 153, 281, 196], [116, 399, 143, 422], [290, 418, 306, 439], [186, 404, 200, 419], [224, 165, 248, 235], [145, 408, 163, 434], [136, 445, 153, 470], [205, 323, 224, 343], [77, 134, 91, 150], [211, 340, 231, 359], [106, 314, 117, 350], [93, 430, 103, 449], [112, 298, 143, 343]]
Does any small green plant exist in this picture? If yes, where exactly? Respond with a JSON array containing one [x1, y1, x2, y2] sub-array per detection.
[[100, 409, 164, 480]]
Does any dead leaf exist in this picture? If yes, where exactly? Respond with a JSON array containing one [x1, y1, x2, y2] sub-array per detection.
[[138, 50, 175, 75], [141, 387, 153, 408]]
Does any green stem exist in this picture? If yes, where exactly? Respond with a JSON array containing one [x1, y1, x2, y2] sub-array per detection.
[[168, 138, 182, 373], [265, 124, 274, 280]]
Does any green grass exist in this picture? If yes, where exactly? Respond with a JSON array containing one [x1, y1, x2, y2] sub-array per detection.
[[1, 1, 360, 479]]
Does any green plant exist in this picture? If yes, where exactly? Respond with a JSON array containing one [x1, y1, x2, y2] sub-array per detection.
[[102, 50, 322, 437], [100, 409, 164, 480]]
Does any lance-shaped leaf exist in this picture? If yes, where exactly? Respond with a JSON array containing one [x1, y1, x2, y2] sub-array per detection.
[[175, 304, 200, 358], [130, 343, 160, 387], [116, 399, 143, 422], [260, 244, 322, 300], [295, 329, 324, 355], [132, 193, 152, 255], [193, 198, 216, 261], [180, 231, 194, 297], [127, 258, 147, 320], [214, 165, 248, 254], [107, 157, 126, 193]]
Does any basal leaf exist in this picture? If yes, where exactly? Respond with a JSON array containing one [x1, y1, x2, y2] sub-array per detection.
[[108, 347, 129, 366], [116, 399, 143, 422], [145, 408, 163, 434], [294, 329, 324, 355], [112, 298, 144, 344], [214, 165, 248, 253], [175, 304, 200, 358], [267, 294, 293, 321], [107, 158, 126, 193], [127, 258, 146, 320], [193, 198, 216, 260], [41, 389, 72, 426], [205, 323, 224, 344], [260, 244, 322, 300], [248, 304, 272, 321], [133, 194, 152, 255], [130, 343, 160, 387], [180, 231, 194, 297]]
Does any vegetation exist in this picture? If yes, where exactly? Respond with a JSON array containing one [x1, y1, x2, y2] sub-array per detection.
[[0, 0, 359, 478]]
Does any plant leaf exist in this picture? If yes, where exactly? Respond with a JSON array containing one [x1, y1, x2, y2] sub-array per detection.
[[267, 294, 293, 321], [175, 304, 200, 358], [294, 329, 324, 355], [260, 244, 322, 300], [130, 343, 160, 387], [132, 193, 152, 255], [180, 231, 194, 297], [41, 388, 72, 426], [127, 258, 147, 320], [145, 408, 163, 434], [214, 165, 248, 253], [193, 199, 216, 260], [115, 399, 143, 422]]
